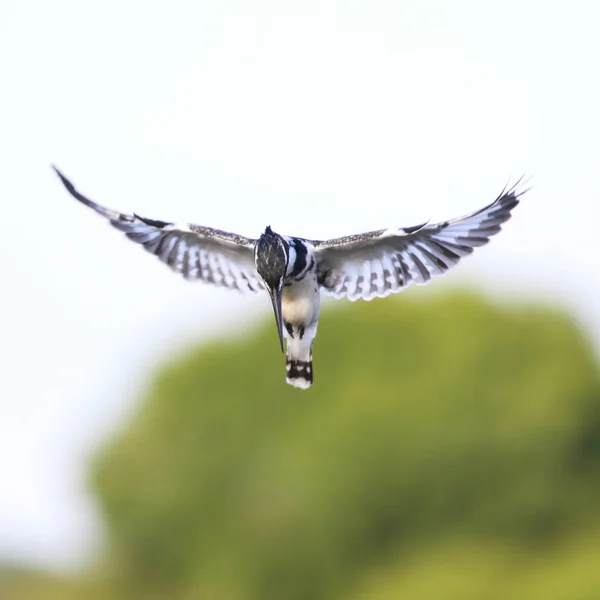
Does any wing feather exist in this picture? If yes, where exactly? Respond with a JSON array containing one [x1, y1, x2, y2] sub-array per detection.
[[53, 167, 263, 293], [312, 180, 528, 300]]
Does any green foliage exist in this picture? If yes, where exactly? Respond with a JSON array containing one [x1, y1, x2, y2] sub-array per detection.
[[0, 567, 105, 600], [87, 291, 600, 600]]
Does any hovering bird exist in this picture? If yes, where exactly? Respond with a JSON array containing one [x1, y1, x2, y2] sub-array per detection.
[[53, 166, 527, 389]]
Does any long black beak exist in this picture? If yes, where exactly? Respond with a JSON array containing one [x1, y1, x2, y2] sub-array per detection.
[[268, 286, 285, 353]]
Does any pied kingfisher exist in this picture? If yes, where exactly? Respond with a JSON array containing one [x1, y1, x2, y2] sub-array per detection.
[[53, 167, 527, 389]]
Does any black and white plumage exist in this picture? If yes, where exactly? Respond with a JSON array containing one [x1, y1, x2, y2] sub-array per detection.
[[53, 166, 527, 389]]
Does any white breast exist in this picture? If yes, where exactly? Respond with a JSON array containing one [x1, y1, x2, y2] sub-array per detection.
[[282, 273, 320, 327]]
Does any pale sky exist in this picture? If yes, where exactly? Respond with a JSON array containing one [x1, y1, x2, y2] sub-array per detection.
[[1, 0, 599, 572]]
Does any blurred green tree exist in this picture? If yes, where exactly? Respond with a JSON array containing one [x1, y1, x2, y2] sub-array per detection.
[[88, 291, 600, 600], [0, 567, 106, 600]]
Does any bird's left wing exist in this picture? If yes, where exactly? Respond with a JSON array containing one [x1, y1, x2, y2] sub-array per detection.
[[311, 181, 527, 301], [53, 167, 264, 293]]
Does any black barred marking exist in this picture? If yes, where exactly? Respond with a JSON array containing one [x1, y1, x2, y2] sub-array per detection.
[[403, 221, 428, 234], [285, 322, 294, 338], [427, 239, 461, 262], [289, 238, 308, 278], [286, 359, 313, 385], [312, 179, 527, 300], [286, 360, 311, 373], [408, 251, 431, 282], [295, 256, 315, 281], [415, 242, 450, 272], [135, 214, 170, 228], [52, 167, 264, 294], [283, 322, 306, 340]]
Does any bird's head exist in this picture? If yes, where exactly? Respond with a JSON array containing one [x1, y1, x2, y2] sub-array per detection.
[[255, 226, 288, 352]]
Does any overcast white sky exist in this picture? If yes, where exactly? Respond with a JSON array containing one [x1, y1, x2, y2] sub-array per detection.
[[1, 0, 599, 572]]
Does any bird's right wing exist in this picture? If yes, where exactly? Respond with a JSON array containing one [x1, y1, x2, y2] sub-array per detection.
[[53, 167, 264, 293], [311, 180, 527, 301]]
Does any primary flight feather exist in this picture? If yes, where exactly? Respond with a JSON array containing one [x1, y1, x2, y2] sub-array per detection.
[[53, 166, 527, 389]]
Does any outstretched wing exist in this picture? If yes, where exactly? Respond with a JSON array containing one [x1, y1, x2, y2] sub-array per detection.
[[53, 167, 264, 293], [312, 180, 528, 301]]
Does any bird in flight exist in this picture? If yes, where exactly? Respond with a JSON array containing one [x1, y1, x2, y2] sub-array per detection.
[[53, 166, 527, 389]]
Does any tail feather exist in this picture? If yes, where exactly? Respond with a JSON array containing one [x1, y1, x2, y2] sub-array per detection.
[[286, 341, 313, 389], [286, 359, 313, 389]]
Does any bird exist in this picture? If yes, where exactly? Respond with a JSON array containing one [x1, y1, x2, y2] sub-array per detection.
[[52, 166, 527, 389]]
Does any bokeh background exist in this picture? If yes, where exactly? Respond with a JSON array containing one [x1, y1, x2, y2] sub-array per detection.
[[2, 1, 600, 598]]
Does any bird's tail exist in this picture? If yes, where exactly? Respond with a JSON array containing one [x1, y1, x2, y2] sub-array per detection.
[[286, 340, 313, 389]]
